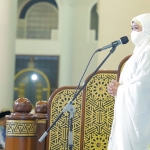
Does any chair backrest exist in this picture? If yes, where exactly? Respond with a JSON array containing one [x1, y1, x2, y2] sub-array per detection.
[[45, 55, 131, 150], [46, 71, 117, 150], [46, 86, 82, 150], [80, 70, 117, 150]]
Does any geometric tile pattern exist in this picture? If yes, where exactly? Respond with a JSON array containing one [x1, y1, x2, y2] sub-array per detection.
[[48, 88, 82, 150], [6, 120, 37, 137], [83, 72, 117, 150]]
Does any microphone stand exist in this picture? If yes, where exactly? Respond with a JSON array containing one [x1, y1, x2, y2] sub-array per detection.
[[67, 101, 75, 150], [39, 46, 117, 149]]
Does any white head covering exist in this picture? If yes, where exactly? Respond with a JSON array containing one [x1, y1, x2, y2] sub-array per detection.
[[132, 13, 150, 36], [132, 13, 150, 35], [131, 13, 150, 54]]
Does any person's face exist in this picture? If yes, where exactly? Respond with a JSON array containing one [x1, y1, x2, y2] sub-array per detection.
[[131, 21, 142, 32]]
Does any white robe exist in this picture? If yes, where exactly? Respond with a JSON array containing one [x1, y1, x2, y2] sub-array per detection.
[[108, 44, 150, 150]]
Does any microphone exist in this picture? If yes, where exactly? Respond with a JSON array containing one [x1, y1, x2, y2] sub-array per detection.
[[39, 36, 128, 143], [97, 36, 129, 52]]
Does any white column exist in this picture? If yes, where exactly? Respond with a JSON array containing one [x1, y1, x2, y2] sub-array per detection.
[[0, 0, 17, 111], [56, 0, 75, 87], [71, 0, 98, 86]]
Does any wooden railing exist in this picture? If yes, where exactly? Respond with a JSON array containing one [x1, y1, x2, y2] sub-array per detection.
[[4, 55, 131, 150], [5, 98, 37, 150], [5, 98, 48, 150]]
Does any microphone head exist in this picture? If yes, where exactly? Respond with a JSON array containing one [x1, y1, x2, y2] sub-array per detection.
[[120, 36, 129, 44]]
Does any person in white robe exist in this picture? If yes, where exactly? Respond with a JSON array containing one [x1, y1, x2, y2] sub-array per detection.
[[107, 13, 150, 150]]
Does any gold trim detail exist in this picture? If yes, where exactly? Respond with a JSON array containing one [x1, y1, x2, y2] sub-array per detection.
[[6, 120, 37, 137], [37, 119, 47, 124]]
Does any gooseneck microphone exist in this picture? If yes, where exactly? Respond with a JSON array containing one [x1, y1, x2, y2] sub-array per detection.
[[38, 36, 129, 143], [97, 36, 129, 52]]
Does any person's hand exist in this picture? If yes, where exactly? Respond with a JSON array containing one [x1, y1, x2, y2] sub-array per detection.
[[107, 80, 120, 97]]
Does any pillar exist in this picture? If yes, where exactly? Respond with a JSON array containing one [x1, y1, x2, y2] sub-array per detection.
[[34, 101, 48, 150], [5, 98, 37, 150], [56, 0, 75, 86], [0, 0, 17, 110]]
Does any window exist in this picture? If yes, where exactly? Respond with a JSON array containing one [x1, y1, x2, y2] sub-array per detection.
[[90, 4, 98, 40], [17, 2, 58, 39]]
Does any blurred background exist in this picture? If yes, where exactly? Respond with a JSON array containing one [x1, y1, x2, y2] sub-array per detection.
[[0, 0, 149, 110]]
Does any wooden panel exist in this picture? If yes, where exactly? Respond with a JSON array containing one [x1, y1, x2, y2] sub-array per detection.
[[81, 70, 117, 150], [35, 101, 48, 150], [5, 137, 37, 150], [37, 119, 47, 150], [44, 55, 131, 150], [46, 86, 82, 150], [5, 98, 37, 150], [6, 120, 37, 150]]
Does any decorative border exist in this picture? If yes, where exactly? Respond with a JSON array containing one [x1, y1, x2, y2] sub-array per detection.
[[6, 120, 37, 137], [37, 119, 47, 124]]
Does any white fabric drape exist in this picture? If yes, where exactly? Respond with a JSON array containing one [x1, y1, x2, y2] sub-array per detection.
[[108, 13, 150, 150]]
